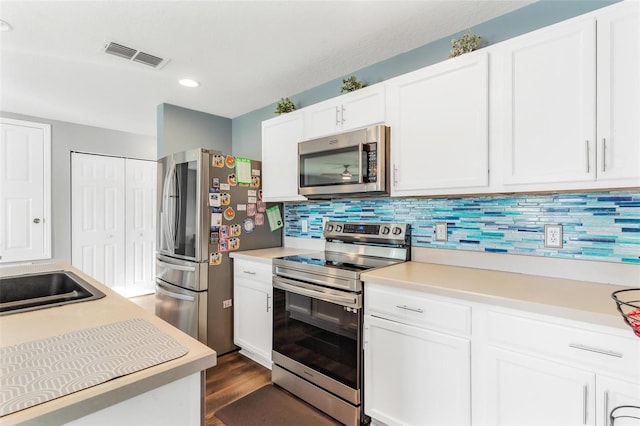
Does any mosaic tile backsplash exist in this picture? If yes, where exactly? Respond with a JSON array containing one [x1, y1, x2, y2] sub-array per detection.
[[284, 190, 640, 264]]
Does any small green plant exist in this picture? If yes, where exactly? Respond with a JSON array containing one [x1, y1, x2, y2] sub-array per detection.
[[340, 76, 366, 93], [274, 97, 296, 114], [449, 30, 483, 58]]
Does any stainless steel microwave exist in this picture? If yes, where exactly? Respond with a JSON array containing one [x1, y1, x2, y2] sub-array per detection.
[[298, 124, 390, 199]]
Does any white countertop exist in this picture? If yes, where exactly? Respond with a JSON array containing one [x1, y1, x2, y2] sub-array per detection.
[[0, 262, 217, 425], [361, 261, 635, 331]]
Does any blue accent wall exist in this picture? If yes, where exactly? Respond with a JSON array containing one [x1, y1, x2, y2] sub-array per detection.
[[231, 0, 619, 160], [284, 190, 640, 264]]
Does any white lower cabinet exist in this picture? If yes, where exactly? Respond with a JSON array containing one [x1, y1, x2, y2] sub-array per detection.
[[364, 315, 471, 426], [363, 282, 640, 426], [483, 346, 596, 425], [364, 283, 471, 426], [476, 308, 640, 426], [232, 259, 273, 369]]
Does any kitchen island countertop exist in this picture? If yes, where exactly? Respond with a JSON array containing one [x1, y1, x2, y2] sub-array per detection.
[[361, 261, 637, 331], [0, 262, 217, 425]]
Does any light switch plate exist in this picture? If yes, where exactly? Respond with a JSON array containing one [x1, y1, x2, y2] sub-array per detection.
[[544, 224, 563, 248], [435, 222, 448, 242]]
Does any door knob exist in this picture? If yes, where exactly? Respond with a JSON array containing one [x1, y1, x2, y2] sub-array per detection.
[[33, 218, 41, 224]]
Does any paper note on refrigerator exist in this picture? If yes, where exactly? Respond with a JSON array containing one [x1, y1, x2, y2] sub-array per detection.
[[235, 158, 251, 185], [266, 205, 283, 231]]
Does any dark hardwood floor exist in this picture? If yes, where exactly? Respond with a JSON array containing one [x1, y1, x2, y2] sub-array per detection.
[[205, 351, 271, 426]]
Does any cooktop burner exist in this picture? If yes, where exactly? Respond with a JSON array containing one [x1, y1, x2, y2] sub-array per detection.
[[278, 251, 403, 273]]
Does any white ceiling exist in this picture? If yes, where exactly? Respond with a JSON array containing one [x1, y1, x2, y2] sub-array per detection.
[[0, 1, 533, 137]]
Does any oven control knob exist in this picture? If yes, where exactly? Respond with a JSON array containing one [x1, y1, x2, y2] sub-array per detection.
[[326, 224, 334, 232], [381, 226, 390, 235], [392, 226, 403, 235], [336, 225, 342, 232]]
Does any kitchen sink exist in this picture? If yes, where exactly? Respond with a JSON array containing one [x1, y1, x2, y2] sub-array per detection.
[[0, 271, 106, 315]]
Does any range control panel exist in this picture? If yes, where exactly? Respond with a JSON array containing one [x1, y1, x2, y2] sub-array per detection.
[[323, 221, 410, 243]]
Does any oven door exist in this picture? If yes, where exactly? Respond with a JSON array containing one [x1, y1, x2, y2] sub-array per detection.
[[272, 275, 362, 404]]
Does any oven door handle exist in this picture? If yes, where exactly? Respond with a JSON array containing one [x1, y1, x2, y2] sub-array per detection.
[[273, 276, 361, 309]]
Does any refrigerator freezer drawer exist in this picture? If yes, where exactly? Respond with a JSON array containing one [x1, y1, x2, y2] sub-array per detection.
[[155, 280, 208, 345], [156, 254, 208, 291]]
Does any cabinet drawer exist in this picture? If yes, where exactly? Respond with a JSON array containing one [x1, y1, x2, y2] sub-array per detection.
[[365, 282, 471, 336], [233, 259, 272, 285], [486, 309, 640, 380]]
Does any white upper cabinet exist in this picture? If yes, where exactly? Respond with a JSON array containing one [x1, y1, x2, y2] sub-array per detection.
[[304, 84, 385, 139], [500, 18, 597, 187], [595, 1, 640, 185], [0, 118, 51, 263], [261, 110, 306, 202], [497, 3, 640, 191], [387, 52, 489, 196]]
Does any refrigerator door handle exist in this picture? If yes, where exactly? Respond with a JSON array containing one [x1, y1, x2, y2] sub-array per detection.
[[157, 260, 196, 272], [156, 282, 196, 302], [161, 159, 177, 252]]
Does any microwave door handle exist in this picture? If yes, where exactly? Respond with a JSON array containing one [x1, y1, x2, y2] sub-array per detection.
[[359, 143, 365, 184]]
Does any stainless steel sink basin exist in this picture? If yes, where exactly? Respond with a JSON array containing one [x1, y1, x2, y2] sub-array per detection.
[[0, 271, 106, 315]]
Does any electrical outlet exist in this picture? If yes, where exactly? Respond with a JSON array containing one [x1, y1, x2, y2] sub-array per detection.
[[322, 217, 330, 229], [223, 299, 233, 309], [435, 222, 448, 242], [544, 224, 563, 248], [301, 219, 308, 233]]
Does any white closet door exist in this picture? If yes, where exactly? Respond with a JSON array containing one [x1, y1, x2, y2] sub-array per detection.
[[125, 158, 156, 297], [0, 118, 51, 263], [71, 153, 126, 291]]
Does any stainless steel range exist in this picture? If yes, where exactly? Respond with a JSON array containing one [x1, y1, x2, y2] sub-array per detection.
[[272, 222, 411, 426]]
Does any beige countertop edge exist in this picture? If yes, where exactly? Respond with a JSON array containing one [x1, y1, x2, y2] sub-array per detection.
[[230, 247, 317, 263], [361, 262, 635, 332], [0, 262, 217, 426]]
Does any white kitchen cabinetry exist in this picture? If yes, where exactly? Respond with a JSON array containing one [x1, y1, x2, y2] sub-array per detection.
[[484, 346, 596, 425], [364, 283, 472, 426], [261, 111, 306, 202], [500, 18, 597, 187], [233, 258, 273, 369], [499, 4, 640, 191], [386, 52, 489, 196], [595, 1, 640, 186], [304, 84, 385, 139], [0, 118, 51, 263], [477, 308, 640, 426]]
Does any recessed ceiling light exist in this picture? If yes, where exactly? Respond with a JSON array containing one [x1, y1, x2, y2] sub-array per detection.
[[179, 79, 199, 88], [0, 19, 13, 32]]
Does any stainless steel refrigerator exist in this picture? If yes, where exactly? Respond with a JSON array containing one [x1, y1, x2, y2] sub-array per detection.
[[155, 148, 282, 355]]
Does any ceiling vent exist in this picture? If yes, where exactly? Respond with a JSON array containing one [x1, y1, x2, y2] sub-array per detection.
[[104, 41, 169, 69]]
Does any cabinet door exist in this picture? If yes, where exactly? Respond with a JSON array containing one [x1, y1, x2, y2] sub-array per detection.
[[0, 118, 51, 263], [364, 315, 471, 426], [233, 276, 272, 368], [502, 19, 597, 186], [388, 52, 489, 196], [597, 376, 640, 426], [261, 112, 306, 202], [484, 346, 596, 425], [596, 2, 640, 184], [125, 159, 157, 297], [304, 85, 385, 139]]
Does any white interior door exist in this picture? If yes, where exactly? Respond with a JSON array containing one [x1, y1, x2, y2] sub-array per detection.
[[71, 153, 126, 291], [0, 118, 51, 263], [125, 158, 156, 297]]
